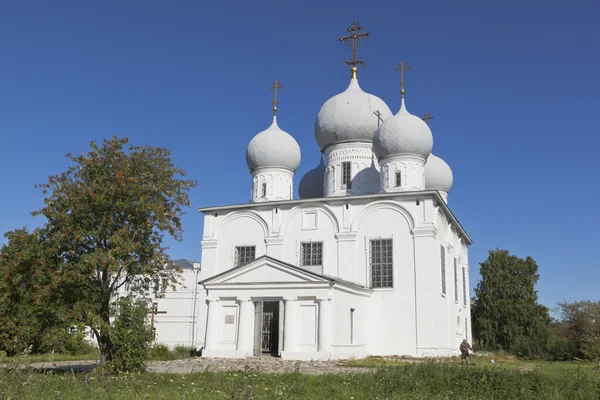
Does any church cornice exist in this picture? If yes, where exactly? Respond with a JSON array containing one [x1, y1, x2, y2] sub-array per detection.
[[198, 190, 472, 245]]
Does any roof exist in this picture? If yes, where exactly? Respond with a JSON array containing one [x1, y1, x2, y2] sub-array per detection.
[[198, 190, 472, 245], [171, 259, 198, 269], [199, 255, 370, 292]]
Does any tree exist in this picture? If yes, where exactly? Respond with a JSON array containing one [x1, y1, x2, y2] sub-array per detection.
[[551, 300, 600, 361], [0, 228, 79, 355], [471, 249, 551, 356], [33, 136, 196, 363]]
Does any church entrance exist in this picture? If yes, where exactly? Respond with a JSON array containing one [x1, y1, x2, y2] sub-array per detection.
[[253, 301, 282, 356]]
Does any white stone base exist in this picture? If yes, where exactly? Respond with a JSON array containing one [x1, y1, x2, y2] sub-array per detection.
[[280, 351, 331, 361], [330, 344, 369, 360], [202, 349, 254, 358]]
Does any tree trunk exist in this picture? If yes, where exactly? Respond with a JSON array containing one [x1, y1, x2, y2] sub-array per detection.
[[97, 291, 113, 364]]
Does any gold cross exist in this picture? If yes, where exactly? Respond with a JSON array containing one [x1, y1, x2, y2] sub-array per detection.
[[422, 112, 434, 125], [340, 20, 371, 79], [269, 80, 284, 115], [394, 61, 412, 98]]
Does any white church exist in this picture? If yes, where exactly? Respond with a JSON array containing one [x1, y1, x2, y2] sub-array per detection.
[[148, 22, 472, 360]]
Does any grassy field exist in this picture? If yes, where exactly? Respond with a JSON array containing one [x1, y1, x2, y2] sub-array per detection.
[[1, 359, 599, 399]]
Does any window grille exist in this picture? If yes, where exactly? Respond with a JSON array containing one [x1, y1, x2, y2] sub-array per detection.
[[235, 246, 256, 267], [300, 242, 323, 266], [342, 162, 352, 188], [454, 258, 458, 301], [369, 239, 393, 288], [395, 171, 402, 187]]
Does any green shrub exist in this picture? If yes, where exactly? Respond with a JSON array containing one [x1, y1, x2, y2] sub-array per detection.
[[172, 344, 190, 359], [148, 343, 171, 360], [106, 297, 153, 373]]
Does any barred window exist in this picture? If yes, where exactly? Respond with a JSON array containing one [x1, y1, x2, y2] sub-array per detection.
[[370, 239, 393, 288], [395, 171, 402, 187], [342, 162, 352, 188], [454, 258, 458, 302], [300, 242, 323, 266], [261, 183, 267, 197], [462, 266, 467, 306], [440, 245, 446, 295], [235, 246, 256, 267]]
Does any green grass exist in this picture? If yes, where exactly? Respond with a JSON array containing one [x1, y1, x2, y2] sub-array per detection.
[[0, 350, 100, 364], [0, 361, 599, 399]]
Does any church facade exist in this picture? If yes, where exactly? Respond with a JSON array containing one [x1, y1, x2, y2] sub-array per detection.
[[156, 23, 472, 360]]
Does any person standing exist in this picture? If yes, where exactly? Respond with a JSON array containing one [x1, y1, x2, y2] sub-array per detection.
[[459, 339, 473, 365]]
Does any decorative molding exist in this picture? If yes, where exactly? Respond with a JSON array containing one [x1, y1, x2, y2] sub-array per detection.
[[411, 225, 438, 239], [335, 232, 358, 242], [265, 237, 285, 246], [351, 200, 415, 231], [201, 240, 219, 249]]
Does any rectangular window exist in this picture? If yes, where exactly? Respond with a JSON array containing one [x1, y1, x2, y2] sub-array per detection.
[[261, 183, 267, 197], [454, 258, 458, 302], [462, 266, 467, 306], [440, 245, 446, 295], [369, 239, 393, 288], [300, 242, 323, 266], [235, 246, 256, 267], [342, 162, 352, 189], [395, 171, 402, 187]]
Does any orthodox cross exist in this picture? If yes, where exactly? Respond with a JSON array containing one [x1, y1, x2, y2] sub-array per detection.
[[373, 110, 384, 126], [269, 80, 284, 116], [340, 20, 371, 79], [422, 112, 435, 125], [394, 61, 412, 98], [149, 302, 167, 341]]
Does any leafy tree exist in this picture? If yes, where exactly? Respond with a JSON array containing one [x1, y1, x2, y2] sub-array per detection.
[[551, 300, 600, 361], [471, 249, 551, 356], [107, 296, 154, 373], [33, 136, 196, 363], [0, 228, 89, 355]]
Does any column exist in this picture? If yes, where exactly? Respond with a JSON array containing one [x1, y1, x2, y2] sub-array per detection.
[[283, 297, 298, 352], [318, 298, 332, 353], [204, 298, 220, 350], [236, 297, 254, 355]]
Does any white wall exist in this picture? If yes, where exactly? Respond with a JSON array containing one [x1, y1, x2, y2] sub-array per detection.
[[199, 192, 470, 357]]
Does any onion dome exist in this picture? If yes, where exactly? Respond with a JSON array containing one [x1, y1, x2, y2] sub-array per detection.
[[425, 154, 453, 193], [246, 116, 301, 173], [298, 156, 325, 199], [373, 98, 433, 161], [314, 79, 392, 151]]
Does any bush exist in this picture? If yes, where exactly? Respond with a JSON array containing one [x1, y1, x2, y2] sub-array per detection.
[[107, 297, 153, 373], [173, 344, 191, 359], [148, 343, 171, 361]]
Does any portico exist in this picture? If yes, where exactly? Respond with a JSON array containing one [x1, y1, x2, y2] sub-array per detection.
[[199, 256, 370, 360]]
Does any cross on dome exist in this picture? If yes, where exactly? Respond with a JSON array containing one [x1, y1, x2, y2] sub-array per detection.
[[269, 80, 284, 116], [339, 20, 371, 79], [422, 112, 434, 125], [394, 61, 411, 98]]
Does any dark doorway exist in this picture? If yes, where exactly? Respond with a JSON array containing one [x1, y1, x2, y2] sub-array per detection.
[[260, 301, 280, 354]]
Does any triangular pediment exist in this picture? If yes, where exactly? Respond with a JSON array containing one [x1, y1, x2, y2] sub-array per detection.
[[200, 256, 332, 286]]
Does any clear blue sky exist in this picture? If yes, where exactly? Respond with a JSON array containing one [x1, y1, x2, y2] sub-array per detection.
[[1, 0, 598, 311]]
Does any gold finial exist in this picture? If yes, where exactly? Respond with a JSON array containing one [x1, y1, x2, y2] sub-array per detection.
[[340, 20, 371, 79], [422, 112, 434, 125], [394, 61, 412, 98], [269, 80, 284, 116]]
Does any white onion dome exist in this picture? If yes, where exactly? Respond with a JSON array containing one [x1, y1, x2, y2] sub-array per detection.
[[246, 116, 301, 173], [314, 79, 393, 151], [373, 99, 433, 161], [425, 154, 453, 193], [298, 156, 325, 199]]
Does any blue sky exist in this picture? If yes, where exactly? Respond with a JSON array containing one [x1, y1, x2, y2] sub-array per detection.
[[1, 0, 598, 311]]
